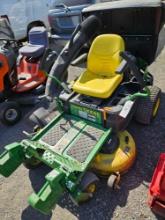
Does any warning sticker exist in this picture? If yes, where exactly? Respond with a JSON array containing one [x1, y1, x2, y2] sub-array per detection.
[[119, 100, 134, 118]]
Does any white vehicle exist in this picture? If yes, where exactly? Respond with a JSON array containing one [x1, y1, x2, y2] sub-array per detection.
[[0, 0, 52, 40]]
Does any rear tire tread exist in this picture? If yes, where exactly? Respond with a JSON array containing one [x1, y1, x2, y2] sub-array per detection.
[[135, 86, 161, 125]]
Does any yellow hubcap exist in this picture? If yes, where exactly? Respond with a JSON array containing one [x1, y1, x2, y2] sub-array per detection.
[[36, 128, 41, 132], [153, 98, 160, 117], [86, 184, 96, 193]]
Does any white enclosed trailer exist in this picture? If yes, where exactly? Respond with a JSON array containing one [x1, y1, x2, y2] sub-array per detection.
[[0, 0, 52, 40]]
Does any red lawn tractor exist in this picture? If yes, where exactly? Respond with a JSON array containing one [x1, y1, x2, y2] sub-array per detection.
[[148, 153, 165, 218]]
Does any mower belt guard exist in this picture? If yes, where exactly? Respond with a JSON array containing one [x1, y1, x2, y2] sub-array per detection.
[[0, 143, 24, 177], [148, 153, 165, 217], [28, 169, 65, 214]]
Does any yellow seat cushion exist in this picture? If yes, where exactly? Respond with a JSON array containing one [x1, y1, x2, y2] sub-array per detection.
[[73, 70, 123, 98], [72, 34, 125, 98]]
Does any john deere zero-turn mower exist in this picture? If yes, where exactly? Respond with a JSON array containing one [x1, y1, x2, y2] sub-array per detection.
[[0, 0, 164, 215]]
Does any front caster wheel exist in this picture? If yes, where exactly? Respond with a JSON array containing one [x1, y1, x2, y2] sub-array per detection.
[[0, 101, 22, 125], [78, 171, 99, 203], [107, 172, 121, 190]]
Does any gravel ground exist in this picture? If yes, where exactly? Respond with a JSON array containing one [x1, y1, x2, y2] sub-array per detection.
[[0, 27, 165, 220]]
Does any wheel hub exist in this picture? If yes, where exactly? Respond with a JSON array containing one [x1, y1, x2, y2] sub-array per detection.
[[86, 184, 96, 193], [5, 109, 18, 121]]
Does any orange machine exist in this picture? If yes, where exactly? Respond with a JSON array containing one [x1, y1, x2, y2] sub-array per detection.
[[0, 26, 57, 125]]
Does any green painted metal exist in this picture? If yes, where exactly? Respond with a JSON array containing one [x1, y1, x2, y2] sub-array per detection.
[[22, 114, 111, 173], [44, 72, 71, 93], [32, 112, 64, 141], [128, 90, 150, 100], [0, 143, 24, 177], [28, 169, 65, 214], [0, 109, 111, 214]]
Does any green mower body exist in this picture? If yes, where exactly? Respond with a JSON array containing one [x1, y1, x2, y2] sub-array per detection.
[[0, 40, 161, 214], [0, 70, 158, 214]]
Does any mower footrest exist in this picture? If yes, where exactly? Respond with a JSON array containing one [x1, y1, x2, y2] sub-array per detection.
[[0, 143, 24, 177], [28, 169, 65, 214]]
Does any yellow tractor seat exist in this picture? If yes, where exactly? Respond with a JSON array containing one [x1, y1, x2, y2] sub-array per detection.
[[72, 34, 125, 99], [73, 70, 123, 98]]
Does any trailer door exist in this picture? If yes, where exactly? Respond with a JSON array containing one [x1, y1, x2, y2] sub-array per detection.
[[26, 0, 50, 27], [7, 0, 27, 39]]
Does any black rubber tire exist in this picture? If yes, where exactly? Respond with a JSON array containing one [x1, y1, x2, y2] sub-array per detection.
[[76, 171, 99, 204], [23, 157, 41, 169], [0, 101, 22, 125], [135, 86, 161, 125], [80, 171, 99, 193]]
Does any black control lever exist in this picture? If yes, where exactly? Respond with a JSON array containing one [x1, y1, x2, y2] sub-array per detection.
[[120, 51, 145, 88]]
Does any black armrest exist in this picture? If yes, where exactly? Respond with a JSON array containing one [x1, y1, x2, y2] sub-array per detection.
[[120, 51, 145, 87], [120, 51, 136, 63], [116, 59, 128, 74]]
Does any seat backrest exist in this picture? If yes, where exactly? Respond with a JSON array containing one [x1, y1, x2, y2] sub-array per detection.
[[87, 34, 125, 77], [29, 26, 48, 47]]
